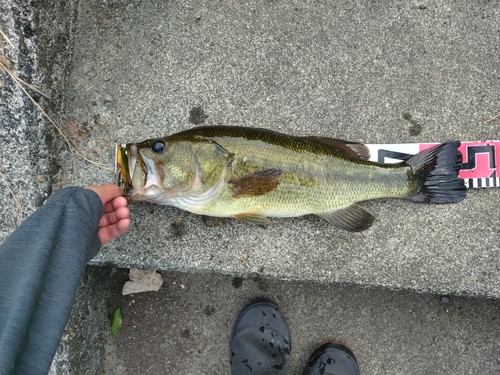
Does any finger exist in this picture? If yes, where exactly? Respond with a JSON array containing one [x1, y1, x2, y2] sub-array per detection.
[[103, 196, 128, 214], [117, 218, 131, 233], [100, 207, 130, 227], [99, 219, 130, 244], [112, 196, 128, 209], [99, 208, 127, 228], [85, 184, 124, 206], [115, 206, 130, 220], [99, 218, 130, 245]]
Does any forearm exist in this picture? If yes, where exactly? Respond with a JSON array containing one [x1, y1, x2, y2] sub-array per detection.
[[0, 187, 103, 375]]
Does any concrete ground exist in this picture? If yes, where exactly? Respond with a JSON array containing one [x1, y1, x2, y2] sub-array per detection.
[[104, 269, 500, 375], [1, 0, 500, 374]]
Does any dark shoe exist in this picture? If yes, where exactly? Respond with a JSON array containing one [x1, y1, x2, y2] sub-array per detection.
[[302, 341, 360, 375], [229, 300, 291, 374]]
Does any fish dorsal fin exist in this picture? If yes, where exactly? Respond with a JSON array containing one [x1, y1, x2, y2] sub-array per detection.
[[307, 137, 371, 160], [317, 204, 375, 232], [233, 212, 270, 226], [230, 168, 283, 198]]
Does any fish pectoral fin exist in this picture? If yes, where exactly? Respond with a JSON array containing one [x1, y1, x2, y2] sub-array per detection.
[[233, 212, 270, 227], [230, 168, 283, 198], [306, 137, 370, 160], [317, 204, 375, 232]]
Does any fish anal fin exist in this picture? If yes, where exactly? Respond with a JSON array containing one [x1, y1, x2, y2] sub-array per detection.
[[307, 137, 371, 160], [230, 168, 283, 198], [233, 213, 270, 227], [317, 204, 375, 232]]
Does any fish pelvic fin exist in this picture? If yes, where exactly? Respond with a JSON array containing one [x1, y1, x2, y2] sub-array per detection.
[[230, 168, 283, 198], [233, 212, 270, 227], [406, 141, 466, 204], [317, 204, 375, 232]]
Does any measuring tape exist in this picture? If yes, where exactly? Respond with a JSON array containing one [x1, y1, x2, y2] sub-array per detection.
[[367, 141, 500, 189]]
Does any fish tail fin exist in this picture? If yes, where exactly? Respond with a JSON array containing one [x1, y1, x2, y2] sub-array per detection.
[[406, 141, 466, 204]]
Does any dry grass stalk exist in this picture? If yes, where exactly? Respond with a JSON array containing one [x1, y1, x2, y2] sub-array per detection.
[[0, 59, 112, 171], [13, 75, 51, 99], [1, 27, 112, 170], [486, 113, 500, 123], [0, 171, 26, 219], [0, 28, 15, 49]]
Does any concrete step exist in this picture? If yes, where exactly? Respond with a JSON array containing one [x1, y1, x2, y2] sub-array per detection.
[[2, 1, 500, 303], [65, 0, 499, 298]]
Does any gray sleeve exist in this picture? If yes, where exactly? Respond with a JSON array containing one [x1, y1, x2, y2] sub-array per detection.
[[0, 187, 104, 375]]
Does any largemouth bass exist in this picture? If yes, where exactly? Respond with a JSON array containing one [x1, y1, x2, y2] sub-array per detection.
[[117, 126, 466, 231]]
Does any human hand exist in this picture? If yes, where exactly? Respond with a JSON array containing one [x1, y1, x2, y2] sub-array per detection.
[[85, 184, 130, 244]]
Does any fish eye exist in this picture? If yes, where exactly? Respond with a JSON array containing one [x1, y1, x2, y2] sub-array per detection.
[[151, 140, 166, 154]]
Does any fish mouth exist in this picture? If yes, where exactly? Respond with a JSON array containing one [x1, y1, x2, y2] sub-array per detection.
[[115, 143, 162, 201]]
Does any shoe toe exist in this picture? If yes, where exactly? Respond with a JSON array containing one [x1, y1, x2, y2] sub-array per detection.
[[302, 342, 360, 375], [230, 302, 291, 375]]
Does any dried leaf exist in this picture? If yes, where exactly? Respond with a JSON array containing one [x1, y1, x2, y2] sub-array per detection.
[[65, 118, 87, 141], [122, 269, 163, 295]]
